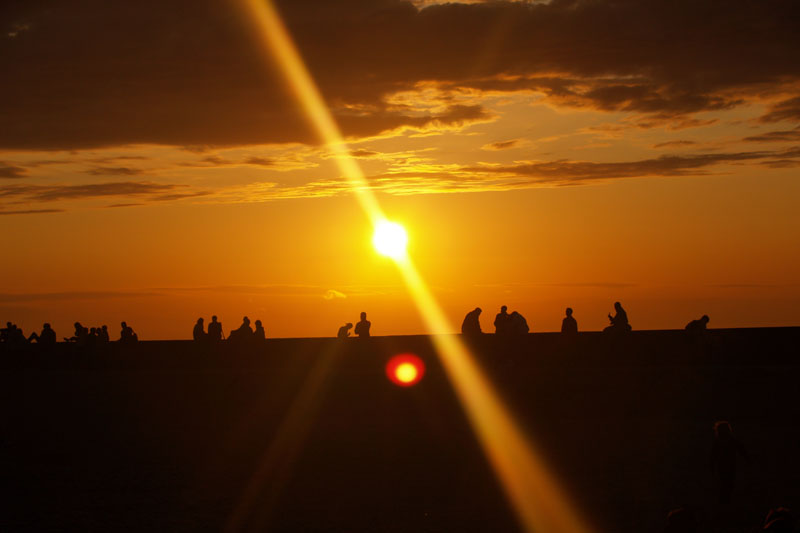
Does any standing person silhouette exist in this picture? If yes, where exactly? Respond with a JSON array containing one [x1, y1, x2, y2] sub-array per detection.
[[354, 312, 371, 337], [494, 305, 510, 335], [561, 307, 578, 335], [207, 315, 223, 342], [461, 307, 482, 336]]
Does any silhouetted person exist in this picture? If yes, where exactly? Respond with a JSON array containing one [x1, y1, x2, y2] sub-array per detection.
[[494, 305, 510, 335], [561, 307, 578, 335], [710, 420, 749, 504], [0, 322, 13, 343], [65, 322, 89, 345], [509, 311, 529, 334], [208, 315, 223, 342], [354, 312, 371, 337], [253, 319, 265, 341], [193, 318, 206, 342], [3, 322, 26, 346], [119, 321, 138, 344], [461, 307, 482, 335], [685, 314, 709, 340], [98, 325, 110, 344], [763, 507, 795, 532], [664, 507, 697, 533], [337, 323, 353, 338], [229, 316, 252, 343], [604, 301, 631, 334], [28, 323, 56, 345]]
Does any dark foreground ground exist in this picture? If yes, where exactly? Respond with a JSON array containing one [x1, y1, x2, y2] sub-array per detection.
[[1, 328, 799, 532]]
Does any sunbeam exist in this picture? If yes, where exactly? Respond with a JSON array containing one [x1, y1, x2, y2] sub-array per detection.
[[236, 1, 593, 531]]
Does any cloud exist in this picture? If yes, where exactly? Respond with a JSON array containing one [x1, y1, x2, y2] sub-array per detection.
[[0, 181, 183, 202], [323, 289, 347, 300], [469, 148, 800, 184], [482, 139, 520, 150], [0, 163, 27, 179], [759, 96, 800, 123], [85, 166, 144, 176], [0, 208, 64, 216], [743, 126, 800, 142], [652, 140, 697, 149], [3, 0, 798, 150]]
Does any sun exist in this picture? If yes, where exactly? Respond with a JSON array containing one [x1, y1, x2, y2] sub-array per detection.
[[372, 220, 408, 259]]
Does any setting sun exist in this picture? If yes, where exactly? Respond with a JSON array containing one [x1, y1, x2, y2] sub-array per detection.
[[372, 220, 408, 259]]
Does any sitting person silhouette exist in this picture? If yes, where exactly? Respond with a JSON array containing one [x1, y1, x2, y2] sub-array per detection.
[[193, 318, 207, 342], [603, 302, 631, 334], [28, 323, 56, 345], [561, 307, 578, 335], [0, 322, 13, 343], [509, 311, 529, 334], [65, 322, 89, 345], [98, 325, 110, 343], [119, 321, 138, 344], [461, 307, 482, 335], [685, 315, 709, 337], [494, 305, 510, 335], [253, 319, 266, 341], [207, 315, 223, 342], [228, 316, 253, 343], [337, 323, 353, 338], [710, 420, 749, 504], [354, 312, 371, 337]]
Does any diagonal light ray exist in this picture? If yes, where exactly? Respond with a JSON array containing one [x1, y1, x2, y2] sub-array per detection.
[[237, 1, 593, 531]]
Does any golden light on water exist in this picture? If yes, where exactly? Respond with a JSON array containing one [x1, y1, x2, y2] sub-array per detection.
[[236, 1, 593, 531]]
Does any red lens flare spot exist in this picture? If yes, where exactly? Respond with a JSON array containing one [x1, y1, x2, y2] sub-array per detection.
[[386, 354, 425, 387]]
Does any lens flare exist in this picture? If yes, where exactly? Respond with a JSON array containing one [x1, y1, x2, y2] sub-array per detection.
[[373, 220, 408, 259], [386, 354, 425, 386]]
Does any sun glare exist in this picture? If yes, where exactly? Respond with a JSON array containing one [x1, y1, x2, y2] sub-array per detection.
[[373, 220, 408, 259]]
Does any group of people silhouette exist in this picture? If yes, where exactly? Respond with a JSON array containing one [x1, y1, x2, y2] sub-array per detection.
[[2, 303, 713, 348], [337, 312, 371, 338], [0, 321, 138, 347], [193, 315, 266, 344]]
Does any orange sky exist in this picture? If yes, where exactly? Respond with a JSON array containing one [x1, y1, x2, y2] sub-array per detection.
[[1, 0, 799, 339]]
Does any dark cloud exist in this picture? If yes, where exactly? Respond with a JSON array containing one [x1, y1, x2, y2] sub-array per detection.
[[743, 126, 800, 142], [0, 181, 179, 202], [759, 96, 800, 123], [483, 139, 519, 150], [85, 166, 144, 176], [652, 140, 697, 149], [0, 163, 27, 178], [0, 208, 64, 216], [1, 0, 798, 150], [470, 148, 800, 183]]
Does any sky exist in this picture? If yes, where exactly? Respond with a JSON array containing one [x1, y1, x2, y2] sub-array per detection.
[[1, 0, 799, 339]]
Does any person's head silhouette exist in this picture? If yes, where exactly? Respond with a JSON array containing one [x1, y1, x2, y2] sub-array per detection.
[[566, 307, 573, 317], [475, 307, 482, 314], [212, 315, 218, 322], [196, 318, 204, 325], [501, 305, 507, 313], [255, 319, 262, 328], [614, 302, 622, 311], [701, 315, 710, 324], [360, 312, 367, 321], [43, 323, 51, 330], [346, 322, 353, 329], [242, 316, 250, 325]]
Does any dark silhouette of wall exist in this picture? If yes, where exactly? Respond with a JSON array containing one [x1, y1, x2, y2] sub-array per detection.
[[1, 327, 798, 532]]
